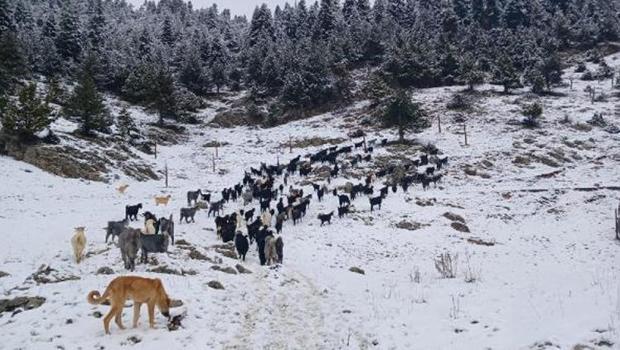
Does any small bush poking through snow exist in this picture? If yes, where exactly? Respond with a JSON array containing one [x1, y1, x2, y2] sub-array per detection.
[[435, 252, 458, 279], [446, 93, 472, 111], [521, 102, 543, 128]]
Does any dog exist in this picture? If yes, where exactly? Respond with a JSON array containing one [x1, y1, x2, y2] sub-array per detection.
[[87, 276, 171, 335], [154, 195, 172, 206], [105, 219, 128, 243], [119, 228, 141, 271], [71, 227, 87, 263], [116, 184, 129, 194]]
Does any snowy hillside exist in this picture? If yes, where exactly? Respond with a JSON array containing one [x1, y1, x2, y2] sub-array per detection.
[[1, 49, 620, 350]]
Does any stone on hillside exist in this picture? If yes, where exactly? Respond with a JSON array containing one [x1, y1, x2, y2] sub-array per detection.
[[207, 281, 224, 290], [349, 267, 365, 275], [443, 212, 465, 223], [235, 264, 252, 274], [451, 222, 470, 233], [96, 267, 114, 275]]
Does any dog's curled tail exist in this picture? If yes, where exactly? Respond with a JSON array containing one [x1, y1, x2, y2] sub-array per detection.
[[87, 288, 110, 305]]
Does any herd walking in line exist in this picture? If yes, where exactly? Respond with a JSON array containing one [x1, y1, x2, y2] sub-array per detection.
[[76, 136, 449, 334]]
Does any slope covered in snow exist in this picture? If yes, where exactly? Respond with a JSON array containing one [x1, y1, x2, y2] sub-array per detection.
[[1, 56, 620, 350]]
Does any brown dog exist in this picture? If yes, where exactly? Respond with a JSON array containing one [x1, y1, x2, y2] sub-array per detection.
[[154, 194, 172, 206], [117, 184, 129, 194], [88, 276, 171, 334]]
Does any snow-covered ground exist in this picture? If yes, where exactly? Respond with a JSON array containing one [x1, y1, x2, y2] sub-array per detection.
[[1, 57, 620, 350]]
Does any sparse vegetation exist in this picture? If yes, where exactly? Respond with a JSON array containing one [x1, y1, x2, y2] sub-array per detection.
[[522, 102, 543, 128], [446, 93, 472, 111], [435, 252, 458, 279]]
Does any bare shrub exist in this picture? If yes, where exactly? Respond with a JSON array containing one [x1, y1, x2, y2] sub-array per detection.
[[435, 252, 458, 279], [463, 253, 481, 283], [409, 266, 421, 283]]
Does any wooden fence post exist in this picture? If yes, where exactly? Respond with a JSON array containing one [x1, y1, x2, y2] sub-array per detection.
[[164, 162, 168, 188], [154, 142, 157, 159], [464, 124, 468, 146], [615, 202, 620, 240], [289, 135, 292, 153], [438, 116, 442, 133], [212, 153, 216, 172], [215, 142, 219, 158]]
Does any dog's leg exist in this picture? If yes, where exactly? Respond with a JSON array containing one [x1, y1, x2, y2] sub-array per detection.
[[115, 307, 125, 330], [132, 302, 142, 328], [103, 306, 120, 335], [147, 303, 156, 329]]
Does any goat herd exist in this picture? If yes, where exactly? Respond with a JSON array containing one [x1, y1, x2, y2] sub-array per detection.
[[94, 137, 448, 273]]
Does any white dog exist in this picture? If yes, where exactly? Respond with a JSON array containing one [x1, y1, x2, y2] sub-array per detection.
[[71, 227, 87, 263]]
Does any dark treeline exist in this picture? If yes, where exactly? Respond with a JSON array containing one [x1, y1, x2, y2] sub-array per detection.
[[0, 0, 619, 120]]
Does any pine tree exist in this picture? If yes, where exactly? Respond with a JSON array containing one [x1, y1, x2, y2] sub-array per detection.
[[365, 73, 391, 106], [248, 4, 274, 47], [386, 0, 406, 25], [458, 52, 485, 90], [343, 0, 357, 23], [87, 0, 106, 52], [0, 32, 24, 93], [116, 107, 136, 139], [149, 63, 176, 125], [65, 65, 111, 135], [503, 0, 528, 29], [481, 0, 500, 30], [179, 47, 206, 95], [469, 0, 484, 26], [161, 16, 175, 47], [382, 89, 427, 142], [38, 37, 62, 76], [0, 0, 13, 34], [314, 0, 338, 41], [42, 13, 57, 40], [452, 0, 470, 20], [211, 62, 228, 94], [440, 2, 459, 42], [357, 0, 372, 20], [56, 1, 81, 61], [374, 0, 386, 25], [14, 0, 33, 31], [493, 53, 520, 92], [137, 28, 152, 60], [0, 82, 52, 140]]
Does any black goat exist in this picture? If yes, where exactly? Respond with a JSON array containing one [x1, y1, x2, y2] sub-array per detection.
[[125, 203, 142, 221], [338, 194, 351, 208], [187, 190, 202, 206], [370, 196, 383, 212], [179, 207, 199, 223], [318, 212, 334, 226]]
